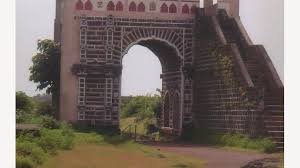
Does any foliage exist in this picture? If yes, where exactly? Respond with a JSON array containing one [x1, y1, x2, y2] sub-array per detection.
[[121, 95, 161, 119], [16, 91, 34, 112], [181, 124, 276, 153], [16, 156, 35, 168], [16, 91, 57, 124], [36, 101, 55, 117], [16, 141, 47, 165], [29, 39, 60, 95], [212, 47, 257, 134], [212, 48, 255, 109], [32, 94, 52, 104], [37, 127, 75, 154], [16, 113, 44, 124], [16, 118, 75, 167], [41, 116, 60, 129]]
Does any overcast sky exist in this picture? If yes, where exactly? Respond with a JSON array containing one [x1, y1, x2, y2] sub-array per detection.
[[16, 0, 283, 96]]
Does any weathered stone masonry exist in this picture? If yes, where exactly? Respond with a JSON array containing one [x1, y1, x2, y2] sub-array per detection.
[[56, 0, 283, 150], [70, 16, 194, 133]]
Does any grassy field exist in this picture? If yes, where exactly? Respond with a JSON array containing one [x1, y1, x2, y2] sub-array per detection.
[[40, 132, 205, 168]]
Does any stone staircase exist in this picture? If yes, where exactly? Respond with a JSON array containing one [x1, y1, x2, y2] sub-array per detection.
[[191, 7, 283, 151], [215, 9, 284, 151], [263, 90, 284, 151]]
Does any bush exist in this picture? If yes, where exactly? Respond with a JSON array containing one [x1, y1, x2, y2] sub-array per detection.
[[16, 141, 47, 165], [16, 156, 35, 168], [181, 125, 276, 153], [16, 120, 75, 167], [121, 95, 161, 119], [16, 91, 34, 112], [36, 101, 55, 116], [41, 116, 60, 129], [60, 122, 75, 149], [37, 128, 74, 154], [16, 110, 26, 123]]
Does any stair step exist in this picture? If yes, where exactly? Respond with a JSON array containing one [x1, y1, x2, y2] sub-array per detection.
[[264, 121, 283, 126], [265, 116, 284, 122], [265, 104, 284, 111], [265, 126, 284, 131], [270, 136, 284, 142], [267, 131, 284, 137]]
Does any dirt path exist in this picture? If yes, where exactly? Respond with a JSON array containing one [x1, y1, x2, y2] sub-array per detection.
[[145, 142, 280, 168]]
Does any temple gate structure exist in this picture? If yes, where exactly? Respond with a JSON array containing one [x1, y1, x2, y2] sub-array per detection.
[[55, 0, 284, 150]]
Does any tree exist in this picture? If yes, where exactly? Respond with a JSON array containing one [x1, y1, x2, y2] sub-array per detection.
[[29, 39, 61, 118], [16, 91, 34, 112]]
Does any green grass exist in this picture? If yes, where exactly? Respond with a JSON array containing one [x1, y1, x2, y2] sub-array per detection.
[[41, 141, 204, 168], [181, 127, 276, 153], [16, 124, 75, 168], [16, 156, 35, 168], [41, 136, 205, 168]]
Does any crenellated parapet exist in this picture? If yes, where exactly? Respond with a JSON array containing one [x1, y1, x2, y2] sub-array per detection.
[[74, 0, 200, 15]]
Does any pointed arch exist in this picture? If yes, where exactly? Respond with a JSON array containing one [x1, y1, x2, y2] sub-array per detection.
[[191, 5, 197, 14], [182, 4, 189, 14], [75, 0, 84, 10], [107, 1, 115, 11], [169, 3, 177, 13], [160, 3, 168, 13], [129, 1, 137, 12], [172, 92, 180, 130], [137, 2, 145, 12], [84, 0, 93, 10], [116, 1, 123, 11]]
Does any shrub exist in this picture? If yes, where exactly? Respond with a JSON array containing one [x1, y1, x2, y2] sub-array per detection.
[[37, 128, 75, 154], [181, 125, 276, 153], [60, 122, 75, 149], [16, 91, 34, 112], [41, 116, 60, 129], [257, 138, 276, 153], [121, 95, 161, 119], [16, 141, 47, 165], [36, 101, 55, 116], [16, 110, 26, 123], [16, 156, 35, 168]]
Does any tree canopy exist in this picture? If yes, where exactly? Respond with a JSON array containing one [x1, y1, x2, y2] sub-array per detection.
[[29, 39, 60, 95], [121, 95, 161, 119], [16, 91, 34, 112]]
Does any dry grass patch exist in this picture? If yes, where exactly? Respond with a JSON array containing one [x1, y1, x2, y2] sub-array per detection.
[[41, 143, 205, 168]]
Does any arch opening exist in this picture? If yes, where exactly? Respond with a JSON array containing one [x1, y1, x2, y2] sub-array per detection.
[[121, 45, 162, 96], [122, 38, 182, 72], [121, 39, 182, 130]]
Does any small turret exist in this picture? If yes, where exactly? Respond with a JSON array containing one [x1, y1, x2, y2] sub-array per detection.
[[54, 0, 63, 43], [216, 0, 239, 17]]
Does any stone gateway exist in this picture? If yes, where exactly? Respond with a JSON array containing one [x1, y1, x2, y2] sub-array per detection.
[[55, 0, 283, 150]]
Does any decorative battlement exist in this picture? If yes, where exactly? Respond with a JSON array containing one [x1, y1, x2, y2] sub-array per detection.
[[74, 0, 199, 15], [71, 0, 239, 17]]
